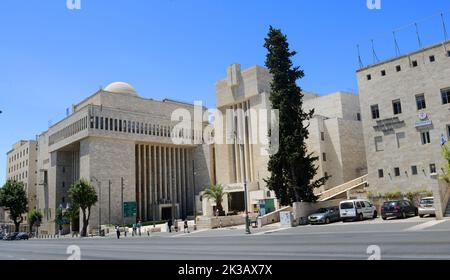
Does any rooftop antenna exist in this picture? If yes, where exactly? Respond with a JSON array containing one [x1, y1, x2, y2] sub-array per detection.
[[414, 23, 423, 49], [393, 31, 401, 56], [371, 39, 379, 63], [357, 44, 364, 68], [441, 12, 448, 53]]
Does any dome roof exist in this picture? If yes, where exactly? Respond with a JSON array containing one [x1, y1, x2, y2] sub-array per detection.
[[104, 82, 138, 96]]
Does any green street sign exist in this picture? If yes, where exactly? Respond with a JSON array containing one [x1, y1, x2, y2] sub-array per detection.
[[123, 201, 137, 218]]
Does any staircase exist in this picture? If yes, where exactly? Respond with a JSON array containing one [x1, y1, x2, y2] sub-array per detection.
[[317, 175, 368, 202], [445, 200, 450, 217]]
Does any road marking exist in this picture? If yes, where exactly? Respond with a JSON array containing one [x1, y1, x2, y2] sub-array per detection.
[[404, 220, 446, 231], [253, 227, 290, 235], [170, 229, 210, 238]]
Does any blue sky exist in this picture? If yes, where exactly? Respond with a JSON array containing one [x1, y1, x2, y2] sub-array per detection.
[[1, 0, 449, 183]]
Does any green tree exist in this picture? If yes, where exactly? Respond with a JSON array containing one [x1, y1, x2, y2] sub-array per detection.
[[440, 143, 450, 183], [203, 184, 227, 216], [28, 209, 43, 235], [68, 179, 98, 237], [0, 180, 28, 232], [264, 26, 328, 205], [65, 204, 80, 233]]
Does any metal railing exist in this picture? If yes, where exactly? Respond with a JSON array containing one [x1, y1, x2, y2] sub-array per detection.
[[318, 174, 368, 202]]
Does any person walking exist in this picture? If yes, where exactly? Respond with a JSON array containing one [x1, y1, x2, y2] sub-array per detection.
[[184, 219, 189, 233], [137, 220, 142, 236], [116, 225, 120, 239], [167, 219, 173, 233]]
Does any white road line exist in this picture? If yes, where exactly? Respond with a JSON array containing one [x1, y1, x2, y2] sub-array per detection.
[[170, 229, 210, 238], [253, 227, 290, 235], [404, 220, 447, 231]]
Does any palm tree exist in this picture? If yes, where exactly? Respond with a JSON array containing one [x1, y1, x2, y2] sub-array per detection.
[[203, 184, 227, 216]]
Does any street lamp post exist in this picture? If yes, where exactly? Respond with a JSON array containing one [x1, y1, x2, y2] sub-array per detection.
[[234, 131, 251, 234]]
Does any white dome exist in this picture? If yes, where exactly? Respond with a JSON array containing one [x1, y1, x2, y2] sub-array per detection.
[[104, 82, 138, 96]]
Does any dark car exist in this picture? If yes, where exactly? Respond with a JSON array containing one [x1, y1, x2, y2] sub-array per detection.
[[3, 232, 19, 240], [0, 232, 5, 240], [308, 206, 341, 224], [381, 200, 418, 220], [15, 232, 29, 240]]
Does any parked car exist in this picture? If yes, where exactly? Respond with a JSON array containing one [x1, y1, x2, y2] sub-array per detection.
[[339, 199, 377, 222], [381, 200, 418, 220], [418, 197, 435, 218], [308, 206, 341, 224], [15, 232, 29, 240], [3, 232, 18, 241]]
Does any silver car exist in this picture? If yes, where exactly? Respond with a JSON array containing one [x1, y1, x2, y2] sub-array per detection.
[[308, 206, 341, 224], [418, 197, 435, 218]]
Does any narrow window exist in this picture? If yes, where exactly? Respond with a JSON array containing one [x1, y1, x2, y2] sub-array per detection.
[[394, 167, 400, 177], [100, 117, 104, 129], [371, 105, 380, 119], [356, 113, 361, 121], [366, 74, 372, 80], [119, 120, 122, 131], [429, 55, 435, 62], [322, 153, 327, 162], [415, 94, 426, 110], [412, 60, 418, 67], [430, 164, 437, 174], [320, 132, 325, 141], [381, 70, 386, 76], [105, 118, 109, 130], [114, 119, 118, 131], [421, 131, 431, 145], [396, 65, 402, 72], [378, 169, 384, 178], [441, 88, 450, 104], [392, 99, 402, 115], [411, 166, 418, 175]]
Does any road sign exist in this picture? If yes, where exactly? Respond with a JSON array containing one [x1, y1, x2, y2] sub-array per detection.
[[123, 202, 137, 218]]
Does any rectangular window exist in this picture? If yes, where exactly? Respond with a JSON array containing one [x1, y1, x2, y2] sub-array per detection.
[[378, 169, 384, 178], [412, 60, 418, 67], [371, 105, 380, 119], [321, 132, 325, 141], [119, 120, 122, 131], [114, 119, 118, 131], [110, 119, 113, 131], [381, 70, 386, 76], [375, 136, 384, 152], [415, 94, 426, 110], [95, 117, 99, 129], [396, 132, 405, 148], [366, 74, 372, 80], [322, 153, 327, 162], [396, 65, 402, 72], [392, 99, 402, 115], [100, 117, 104, 130], [441, 88, 450, 104], [411, 165, 418, 175], [429, 55, 435, 62], [421, 131, 431, 145], [430, 164, 437, 174], [356, 113, 361, 121], [105, 118, 109, 130], [394, 167, 400, 177]]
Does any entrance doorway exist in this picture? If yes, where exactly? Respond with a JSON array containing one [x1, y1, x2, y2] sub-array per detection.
[[161, 207, 172, 220], [229, 191, 245, 213]]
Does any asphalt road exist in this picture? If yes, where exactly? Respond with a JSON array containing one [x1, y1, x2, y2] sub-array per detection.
[[1, 216, 450, 260]]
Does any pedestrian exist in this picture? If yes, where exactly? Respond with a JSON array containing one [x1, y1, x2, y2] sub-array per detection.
[[167, 219, 173, 233], [116, 225, 120, 239], [184, 219, 189, 233], [174, 219, 178, 232], [137, 220, 142, 236]]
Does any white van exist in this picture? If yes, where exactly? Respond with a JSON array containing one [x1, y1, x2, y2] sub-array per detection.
[[339, 199, 377, 222]]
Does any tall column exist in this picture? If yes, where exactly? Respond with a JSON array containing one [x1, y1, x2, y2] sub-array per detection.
[[176, 148, 181, 206], [181, 148, 187, 217], [168, 147, 172, 203], [233, 105, 241, 182], [247, 100, 255, 182], [158, 145, 162, 203], [143, 144, 147, 221], [136, 144, 141, 219]]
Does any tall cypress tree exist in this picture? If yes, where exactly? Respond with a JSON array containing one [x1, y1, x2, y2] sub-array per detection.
[[264, 26, 328, 205]]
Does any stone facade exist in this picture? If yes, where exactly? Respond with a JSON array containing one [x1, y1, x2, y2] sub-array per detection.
[[357, 41, 450, 195], [35, 82, 214, 235]]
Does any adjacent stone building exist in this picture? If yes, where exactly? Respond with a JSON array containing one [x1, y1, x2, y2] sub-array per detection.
[[209, 64, 367, 216], [357, 41, 450, 194], [5, 140, 38, 212], [35, 82, 214, 234]]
